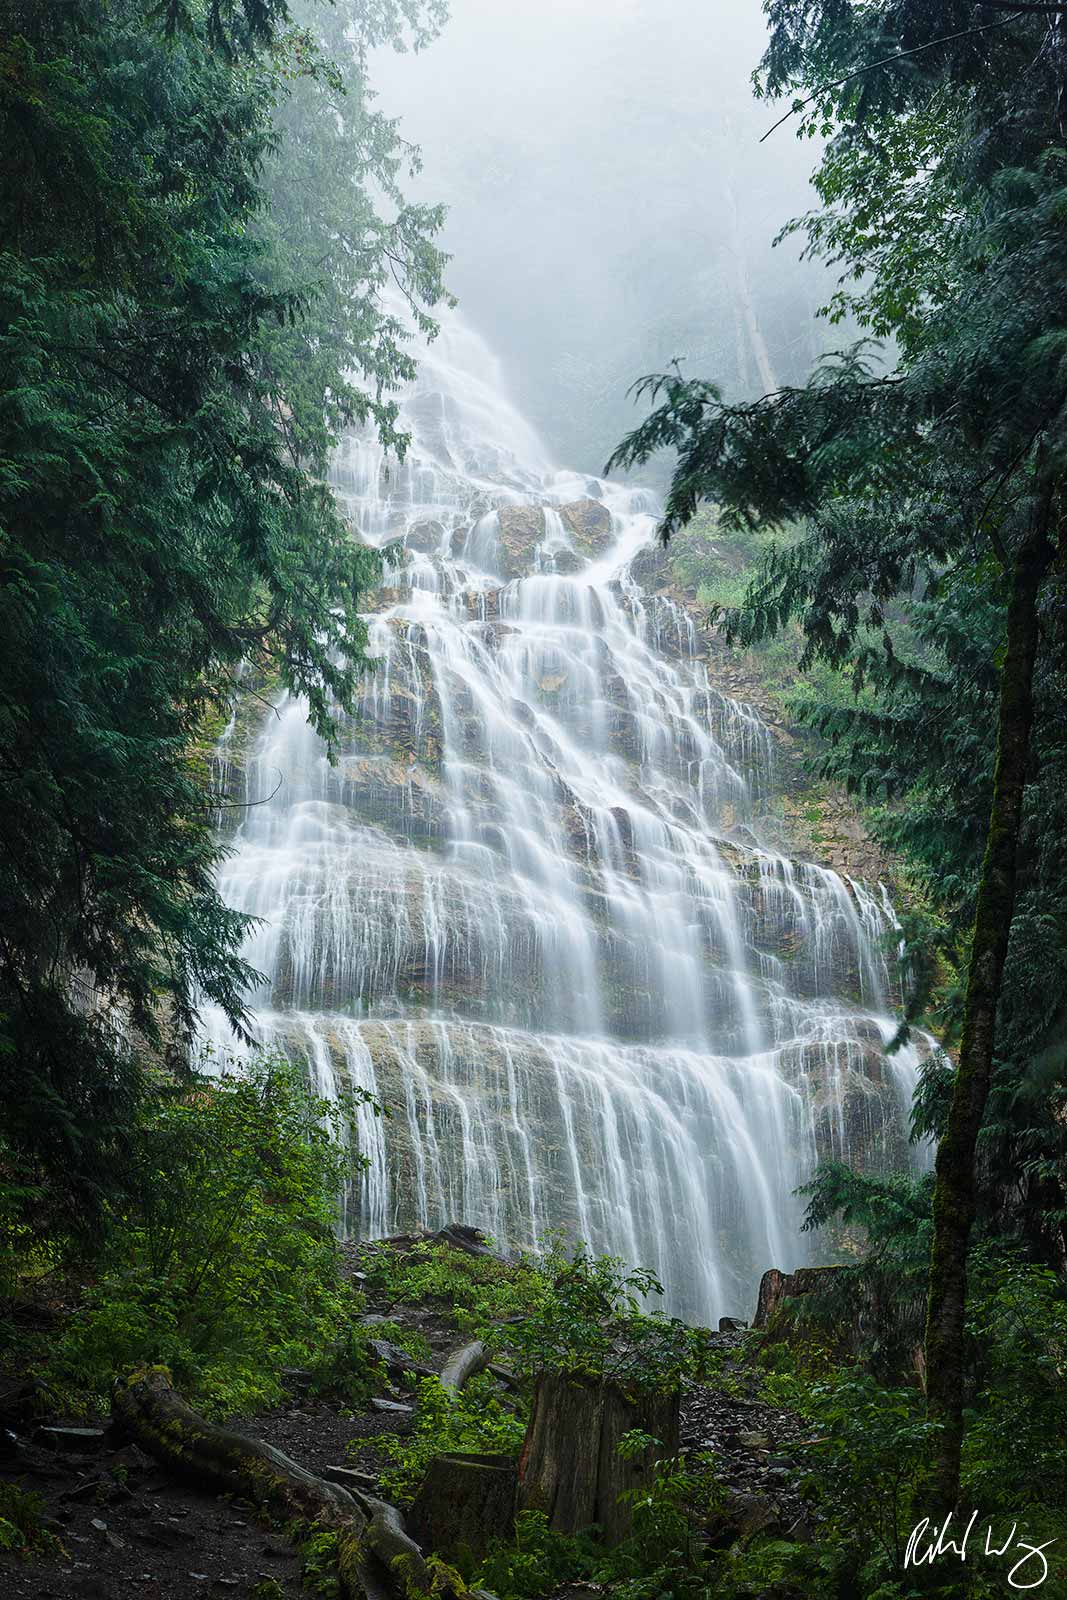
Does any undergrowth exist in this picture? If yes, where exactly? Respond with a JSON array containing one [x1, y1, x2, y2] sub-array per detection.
[[5, 1052, 385, 1419]]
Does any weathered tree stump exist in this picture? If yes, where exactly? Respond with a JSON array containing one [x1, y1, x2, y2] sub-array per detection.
[[753, 1265, 843, 1329], [409, 1453, 518, 1562], [754, 1263, 925, 1374], [517, 1372, 679, 1546]]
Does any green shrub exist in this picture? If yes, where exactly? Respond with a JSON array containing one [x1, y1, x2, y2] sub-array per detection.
[[44, 1052, 379, 1415], [355, 1236, 551, 1334], [375, 1372, 527, 1504], [0, 1480, 66, 1559], [495, 1246, 715, 1390], [474, 1511, 598, 1599], [963, 1256, 1067, 1519]]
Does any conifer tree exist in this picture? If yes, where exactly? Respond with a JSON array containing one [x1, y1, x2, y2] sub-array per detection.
[[611, 0, 1067, 1511]]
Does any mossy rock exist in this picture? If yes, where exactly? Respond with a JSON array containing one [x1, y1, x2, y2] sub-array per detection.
[[558, 498, 613, 556], [496, 505, 545, 578]]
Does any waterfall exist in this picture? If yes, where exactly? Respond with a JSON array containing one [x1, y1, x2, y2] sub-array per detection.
[[202, 310, 926, 1323]]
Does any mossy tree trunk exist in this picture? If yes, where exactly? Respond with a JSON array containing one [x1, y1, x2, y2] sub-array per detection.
[[517, 1371, 679, 1547], [923, 506, 1057, 1513]]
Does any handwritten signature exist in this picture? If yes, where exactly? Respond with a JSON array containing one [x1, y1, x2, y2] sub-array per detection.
[[906, 1512, 1056, 1590]]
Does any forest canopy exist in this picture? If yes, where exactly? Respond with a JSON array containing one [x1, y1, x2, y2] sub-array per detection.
[[0, 0, 448, 1233]]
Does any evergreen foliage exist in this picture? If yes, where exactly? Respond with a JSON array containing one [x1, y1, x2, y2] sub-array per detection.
[[610, 0, 1067, 1513], [0, 0, 447, 1235]]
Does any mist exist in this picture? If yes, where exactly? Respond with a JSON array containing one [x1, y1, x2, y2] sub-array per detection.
[[373, 0, 834, 475]]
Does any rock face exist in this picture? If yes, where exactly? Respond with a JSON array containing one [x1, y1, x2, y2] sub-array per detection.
[[203, 307, 929, 1325]]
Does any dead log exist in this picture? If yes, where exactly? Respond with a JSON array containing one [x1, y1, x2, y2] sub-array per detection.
[[517, 1371, 679, 1546], [440, 1339, 490, 1393], [112, 1368, 388, 1599], [360, 1493, 443, 1597], [433, 1223, 496, 1258], [409, 1453, 518, 1562]]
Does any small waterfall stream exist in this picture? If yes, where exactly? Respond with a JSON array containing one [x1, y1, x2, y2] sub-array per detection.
[[203, 312, 924, 1322]]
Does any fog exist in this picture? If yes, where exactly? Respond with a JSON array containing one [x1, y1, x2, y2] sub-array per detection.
[[373, 0, 834, 476]]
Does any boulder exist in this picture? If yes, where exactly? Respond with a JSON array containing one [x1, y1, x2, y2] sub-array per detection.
[[558, 499, 613, 556], [628, 542, 667, 585], [405, 520, 444, 555], [496, 506, 545, 578]]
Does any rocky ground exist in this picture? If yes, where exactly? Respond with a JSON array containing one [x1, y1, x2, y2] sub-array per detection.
[[0, 1241, 807, 1599]]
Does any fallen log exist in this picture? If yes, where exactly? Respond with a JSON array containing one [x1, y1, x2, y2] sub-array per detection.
[[111, 1368, 410, 1599], [440, 1339, 490, 1393]]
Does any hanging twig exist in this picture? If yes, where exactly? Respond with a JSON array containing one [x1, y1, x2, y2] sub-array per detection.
[[761, 11, 1027, 142]]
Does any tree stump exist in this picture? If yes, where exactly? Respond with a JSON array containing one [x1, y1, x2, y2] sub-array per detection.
[[517, 1372, 679, 1546], [408, 1453, 518, 1562]]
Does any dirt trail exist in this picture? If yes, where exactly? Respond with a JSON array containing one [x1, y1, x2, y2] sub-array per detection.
[[1, 1242, 807, 1596]]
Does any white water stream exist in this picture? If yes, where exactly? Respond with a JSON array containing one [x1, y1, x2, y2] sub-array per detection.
[[203, 312, 924, 1322]]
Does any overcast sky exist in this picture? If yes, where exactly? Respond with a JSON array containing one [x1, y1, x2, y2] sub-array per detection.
[[372, 1, 828, 470]]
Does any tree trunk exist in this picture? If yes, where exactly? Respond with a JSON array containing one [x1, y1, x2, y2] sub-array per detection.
[[923, 511, 1055, 1513], [517, 1371, 679, 1547]]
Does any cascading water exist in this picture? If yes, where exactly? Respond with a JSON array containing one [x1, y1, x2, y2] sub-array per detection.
[[203, 311, 925, 1323]]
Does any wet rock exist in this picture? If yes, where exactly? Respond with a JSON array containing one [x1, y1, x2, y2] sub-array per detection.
[[718, 1316, 749, 1332], [406, 519, 444, 555], [729, 1492, 784, 1539], [559, 498, 613, 555], [628, 543, 666, 585], [496, 505, 545, 578]]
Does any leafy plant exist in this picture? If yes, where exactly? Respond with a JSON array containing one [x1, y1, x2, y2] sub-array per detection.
[[44, 1053, 379, 1415], [0, 1481, 66, 1560], [375, 1373, 527, 1505], [356, 1237, 550, 1335], [494, 1244, 715, 1391], [473, 1511, 598, 1600]]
